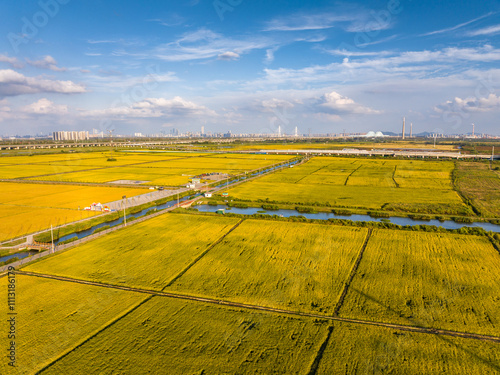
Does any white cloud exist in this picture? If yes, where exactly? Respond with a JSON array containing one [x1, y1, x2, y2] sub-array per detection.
[[21, 98, 68, 115], [89, 96, 217, 119], [0, 69, 86, 97], [218, 51, 240, 60], [434, 94, 500, 114], [0, 54, 23, 69], [319, 91, 381, 115], [26, 56, 67, 72]]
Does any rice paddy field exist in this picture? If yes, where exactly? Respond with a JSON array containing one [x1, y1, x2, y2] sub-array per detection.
[[24, 214, 240, 290], [454, 161, 500, 217], [0, 274, 145, 375], [0, 151, 293, 186], [0, 182, 146, 241], [0, 150, 293, 241], [14, 212, 499, 373], [316, 322, 500, 374], [228, 157, 470, 214], [40, 297, 325, 374], [339, 229, 500, 336], [168, 220, 368, 314], [2, 145, 500, 373]]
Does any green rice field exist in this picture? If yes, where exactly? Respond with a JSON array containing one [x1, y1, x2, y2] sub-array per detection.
[[228, 157, 470, 215]]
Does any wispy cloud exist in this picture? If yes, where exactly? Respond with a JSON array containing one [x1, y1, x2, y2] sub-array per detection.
[[421, 12, 494, 36], [26, 56, 67, 72], [87, 39, 119, 44], [154, 28, 274, 62], [467, 24, 500, 36], [263, 8, 395, 33], [324, 49, 391, 57], [245, 45, 500, 90], [264, 13, 355, 32], [147, 14, 185, 27]]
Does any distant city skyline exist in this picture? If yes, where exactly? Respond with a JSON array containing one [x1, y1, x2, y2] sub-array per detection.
[[0, 1, 500, 136]]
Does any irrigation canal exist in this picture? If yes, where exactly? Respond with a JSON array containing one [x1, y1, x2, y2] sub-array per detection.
[[196, 205, 500, 233]]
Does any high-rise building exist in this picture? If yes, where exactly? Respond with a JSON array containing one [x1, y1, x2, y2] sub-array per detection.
[[52, 131, 89, 141]]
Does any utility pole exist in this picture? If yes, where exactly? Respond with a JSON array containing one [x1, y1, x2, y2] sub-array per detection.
[[51, 224, 54, 253], [122, 195, 127, 226]]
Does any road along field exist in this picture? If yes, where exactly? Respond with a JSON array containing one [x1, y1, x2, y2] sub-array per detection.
[[316, 322, 500, 374], [338, 229, 500, 336], [0, 274, 145, 375], [0, 151, 293, 186], [454, 161, 500, 218], [167, 219, 368, 314], [24, 214, 241, 290], [0, 182, 146, 242], [227, 157, 470, 215], [38, 297, 325, 374]]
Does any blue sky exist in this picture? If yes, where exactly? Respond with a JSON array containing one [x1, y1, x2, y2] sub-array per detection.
[[0, 0, 500, 136]]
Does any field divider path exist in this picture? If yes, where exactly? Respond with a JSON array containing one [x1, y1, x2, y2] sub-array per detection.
[[392, 166, 400, 188], [293, 161, 329, 184], [333, 228, 373, 316], [15, 270, 500, 344], [306, 325, 334, 375], [344, 165, 362, 185], [34, 294, 154, 374], [162, 219, 245, 289]]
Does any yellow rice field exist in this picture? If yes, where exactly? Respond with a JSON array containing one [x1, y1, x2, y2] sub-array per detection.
[[0, 275, 144, 375], [0, 182, 146, 241]]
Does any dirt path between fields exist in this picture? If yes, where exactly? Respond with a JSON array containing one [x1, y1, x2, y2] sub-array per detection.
[[333, 228, 372, 316], [15, 270, 500, 344]]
